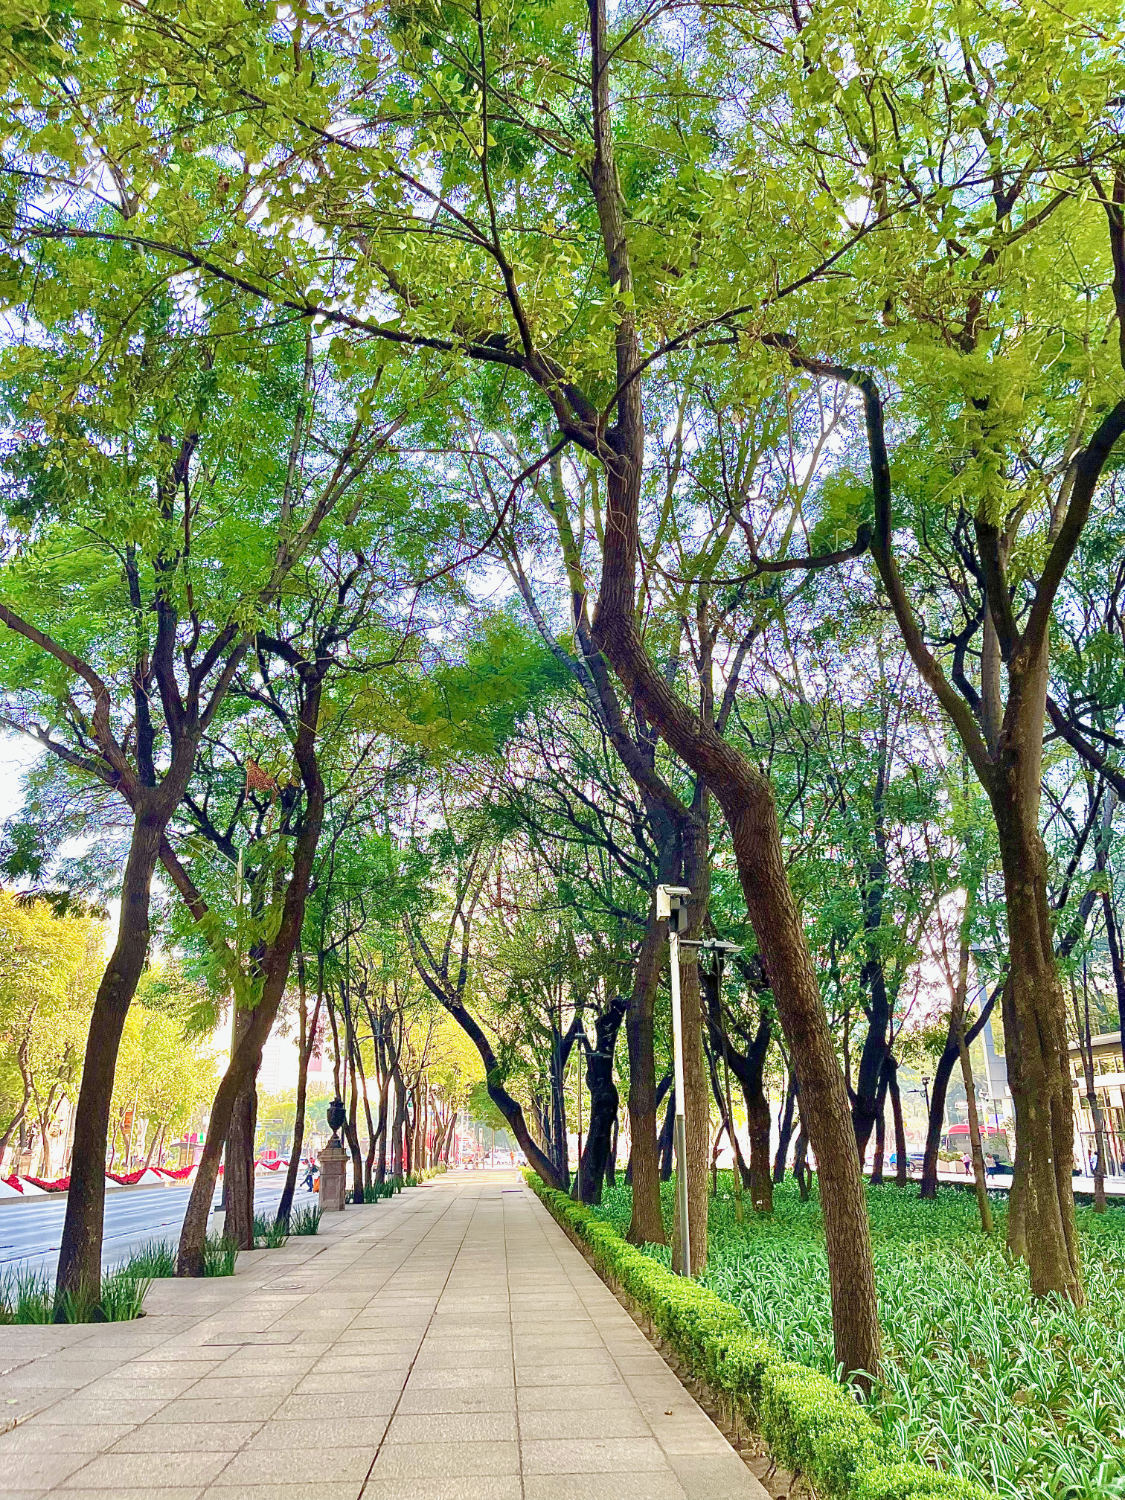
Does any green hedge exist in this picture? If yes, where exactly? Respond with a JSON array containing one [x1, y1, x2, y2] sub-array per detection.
[[526, 1174, 995, 1500]]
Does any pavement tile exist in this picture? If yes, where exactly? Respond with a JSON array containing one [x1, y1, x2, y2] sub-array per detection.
[[361, 1480, 521, 1500], [407, 1366, 514, 1390], [204, 1488, 346, 1500], [0, 1425, 136, 1455], [524, 1477, 688, 1500], [668, 1452, 769, 1499], [518, 1407, 652, 1440], [385, 1412, 518, 1444], [272, 1392, 398, 1421], [60, 1450, 229, 1488], [59, 1491, 202, 1500], [521, 1437, 672, 1474], [108, 1421, 262, 1452], [216, 1445, 374, 1485], [368, 1441, 520, 1478], [243, 1418, 388, 1451], [30, 1398, 170, 1426], [147, 1396, 283, 1424], [397, 1385, 516, 1415], [0, 1453, 90, 1489]]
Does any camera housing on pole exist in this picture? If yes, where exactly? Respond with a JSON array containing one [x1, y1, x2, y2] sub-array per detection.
[[656, 883, 693, 1274]]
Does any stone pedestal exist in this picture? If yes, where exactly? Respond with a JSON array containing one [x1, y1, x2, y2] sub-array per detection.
[[318, 1143, 347, 1212]]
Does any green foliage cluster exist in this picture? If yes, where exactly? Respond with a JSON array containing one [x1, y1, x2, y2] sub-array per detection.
[[289, 1205, 321, 1237], [0, 1263, 150, 1324], [528, 1173, 995, 1500], [588, 1177, 1125, 1500], [122, 1234, 239, 1279], [252, 1212, 289, 1249]]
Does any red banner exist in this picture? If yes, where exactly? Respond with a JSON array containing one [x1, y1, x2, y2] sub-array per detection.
[[24, 1174, 70, 1191]]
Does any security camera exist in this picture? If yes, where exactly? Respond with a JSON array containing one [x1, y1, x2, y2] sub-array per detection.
[[655, 884, 691, 920]]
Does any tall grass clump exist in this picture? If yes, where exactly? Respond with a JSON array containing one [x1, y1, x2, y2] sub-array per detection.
[[1, 1264, 150, 1323], [203, 1234, 239, 1276], [591, 1176, 1125, 1500], [252, 1212, 289, 1249], [290, 1204, 321, 1235]]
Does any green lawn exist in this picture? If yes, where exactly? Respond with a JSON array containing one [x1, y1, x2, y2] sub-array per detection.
[[592, 1178, 1125, 1500]]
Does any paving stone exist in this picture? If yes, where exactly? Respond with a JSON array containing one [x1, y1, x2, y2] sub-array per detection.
[[0, 1454, 90, 1490], [0, 1172, 767, 1500], [361, 1479, 522, 1500], [368, 1441, 520, 1478], [523, 1476, 688, 1500], [60, 1451, 229, 1490], [216, 1445, 373, 1486], [384, 1411, 518, 1443], [521, 1437, 672, 1473], [108, 1422, 261, 1453]]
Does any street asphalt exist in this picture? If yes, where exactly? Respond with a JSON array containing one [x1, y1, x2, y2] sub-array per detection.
[[0, 1177, 320, 1279]]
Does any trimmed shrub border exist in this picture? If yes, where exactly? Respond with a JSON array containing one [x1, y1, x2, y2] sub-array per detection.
[[526, 1173, 997, 1500]]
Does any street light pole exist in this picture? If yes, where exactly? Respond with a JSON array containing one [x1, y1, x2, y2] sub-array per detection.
[[668, 921, 690, 1275], [657, 884, 692, 1275]]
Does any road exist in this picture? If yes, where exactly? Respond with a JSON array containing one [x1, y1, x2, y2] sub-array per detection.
[[0, 1177, 320, 1280]]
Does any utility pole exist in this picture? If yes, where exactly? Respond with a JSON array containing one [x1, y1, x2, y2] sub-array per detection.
[[656, 884, 692, 1274]]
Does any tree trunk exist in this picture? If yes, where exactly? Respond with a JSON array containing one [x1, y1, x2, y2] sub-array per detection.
[[995, 791, 1082, 1301], [56, 809, 164, 1302], [391, 1071, 406, 1177], [886, 1057, 907, 1186], [773, 1070, 797, 1184], [869, 1066, 889, 1185], [344, 1014, 364, 1203], [277, 960, 318, 1228], [1101, 891, 1125, 1073], [921, 985, 1000, 1198], [593, 583, 881, 1376], [793, 1124, 811, 1201], [224, 1006, 259, 1250], [578, 996, 627, 1204], [1073, 970, 1108, 1213], [176, 679, 325, 1276], [356, 1040, 376, 1193], [658, 1085, 675, 1182], [958, 1024, 993, 1235]]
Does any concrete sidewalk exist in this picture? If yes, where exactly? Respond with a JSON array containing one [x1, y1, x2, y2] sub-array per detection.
[[0, 1170, 768, 1500]]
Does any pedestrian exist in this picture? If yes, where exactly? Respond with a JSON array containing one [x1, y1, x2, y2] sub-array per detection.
[[304, 1159, 316, 1193]]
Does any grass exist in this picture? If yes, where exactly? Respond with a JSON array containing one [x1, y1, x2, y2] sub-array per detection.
[[120, 1232, 240, 1279], [289, 1204, 321, 1235], [591, 1177, 1125, 1500], [0, 1263, 150, 1323], [252, 1212, 289, 1249], [362, 1177, 404, 1202]]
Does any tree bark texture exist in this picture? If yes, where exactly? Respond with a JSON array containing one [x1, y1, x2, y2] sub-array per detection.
[[56, 809, 165, 1302], [995, 791, 1082, 1301], [176, 677, 325, 1276], [578, 995, 628, 1204]]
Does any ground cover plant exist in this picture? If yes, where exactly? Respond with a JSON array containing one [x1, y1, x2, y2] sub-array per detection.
[[592, 1179, 1125, 1500], [289, 1205, 321, 1236], [0, 1264, 150, 1323], [123, 1234, 239, 1279]]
